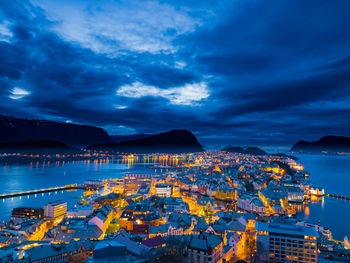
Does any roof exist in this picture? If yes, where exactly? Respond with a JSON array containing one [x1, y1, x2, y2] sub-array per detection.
[[225, 220, 246, 232], [188, 232, 222, 252], [113, 235, 153, 256], [47, 200, 66, 206], [141, 236, 165, 247], [94, 240, 125, 250], [197, 197, 214, 206], [255, 222, 319, 237]]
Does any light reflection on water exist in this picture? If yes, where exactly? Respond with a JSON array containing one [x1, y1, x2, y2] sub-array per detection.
[[294, 154, 350, 240]]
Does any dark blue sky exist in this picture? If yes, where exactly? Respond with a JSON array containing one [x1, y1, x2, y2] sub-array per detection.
[[1, 0, 350, 149]]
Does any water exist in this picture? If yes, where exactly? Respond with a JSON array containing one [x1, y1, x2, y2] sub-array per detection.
[[294, 154, 350, 240], [0, 158, 158, 220], [294, 154, 350, 196]]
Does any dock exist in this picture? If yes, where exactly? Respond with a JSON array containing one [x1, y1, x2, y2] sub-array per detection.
[[0, 184, 85, 199], [325, 193, 350, 201]]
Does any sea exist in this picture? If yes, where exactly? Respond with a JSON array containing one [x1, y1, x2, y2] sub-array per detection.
[[0, 154, 349, 240]]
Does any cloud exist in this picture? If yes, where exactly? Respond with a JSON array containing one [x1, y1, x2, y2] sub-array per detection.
[[0, 21, 13, 43], [1, 0, 350, 147], [116, 81, 209, 105], [31, 0, 204, 54], [9, 87, 31, 100], [114, 105, 128, 110]]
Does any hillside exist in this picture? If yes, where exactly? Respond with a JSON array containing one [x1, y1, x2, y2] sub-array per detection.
[[222, 146, 267, 155], [110, 134, 151, 143], [89, 129, 204, 153], [0, 115, 112, 146], [291, 136, 350, 153]]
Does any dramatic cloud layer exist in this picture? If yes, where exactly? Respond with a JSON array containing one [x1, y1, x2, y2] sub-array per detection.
[[1, 0, 350, 148]]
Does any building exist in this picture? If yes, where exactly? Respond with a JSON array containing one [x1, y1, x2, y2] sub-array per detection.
[[188, 232, 223, 263], [22, 240, 94, 263], [123, 173, 152, 195], [155, 183, 172, 197], [44, 200, 67, 219], [11, 207, 44, 219], [67, 205, 94, 218], [85, 179, 104, 189], [197, 197, 214, 216], [255, 222, 318, 263]]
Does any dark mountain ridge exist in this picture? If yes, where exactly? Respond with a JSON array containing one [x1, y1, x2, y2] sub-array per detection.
[[89, 129, 204, 153], [110, 134, 151, 143], [0, 115, 112, 146], [222, 146, 268, 155], [291, 136, 350, 153]]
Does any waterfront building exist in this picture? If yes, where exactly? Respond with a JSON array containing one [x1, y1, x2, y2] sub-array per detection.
[[44, 200, 67, 219], [11, 207, 44, 219], [84, 179, 104, 189], [255, 222, 318, 263]]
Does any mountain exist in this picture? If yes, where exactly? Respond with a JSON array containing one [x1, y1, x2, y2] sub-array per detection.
[[110, 134, 151, 143], [223, 146, 267, 155], [0, 140, 80, 154], [0, 115, 112, 146], [291, 136, 350, 153], [89, 129, 204, 153]]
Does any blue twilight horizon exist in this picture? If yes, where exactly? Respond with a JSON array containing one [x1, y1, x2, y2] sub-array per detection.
[[1, 0, 350, 148]]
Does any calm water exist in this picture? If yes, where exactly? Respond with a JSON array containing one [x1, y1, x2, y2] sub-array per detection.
[[0, 154, 349, 239], [0, 158, 158, 220], [294, 154, 350, 240]]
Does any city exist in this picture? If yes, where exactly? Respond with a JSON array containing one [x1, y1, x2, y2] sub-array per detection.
[[1, 0, 350, 262], [0, 152, 348, 262]]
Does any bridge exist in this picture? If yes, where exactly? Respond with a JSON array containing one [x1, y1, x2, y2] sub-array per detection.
[[0, 184, 86, 199], [325, 193, 350, 201]]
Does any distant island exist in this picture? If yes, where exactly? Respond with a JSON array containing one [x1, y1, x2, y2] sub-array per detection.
[[290, 136, 350, 154], [89, 129, 204, 154]]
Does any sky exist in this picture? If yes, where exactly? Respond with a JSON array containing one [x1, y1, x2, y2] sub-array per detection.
[[1, 0, 350, 149]]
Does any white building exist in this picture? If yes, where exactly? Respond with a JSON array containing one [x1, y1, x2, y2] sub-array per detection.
[[44, 200, 67, 219], [255, 222, 318, 263], [155, 183, 172, 197], [67, 205, 94, 218]]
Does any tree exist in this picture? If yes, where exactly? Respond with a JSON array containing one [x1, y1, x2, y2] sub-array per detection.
[[147, 236, 187, 263]]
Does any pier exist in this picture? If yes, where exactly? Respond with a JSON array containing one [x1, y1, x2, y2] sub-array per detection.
[[0, 184, 86, 199], [325, 193, 350, 201]]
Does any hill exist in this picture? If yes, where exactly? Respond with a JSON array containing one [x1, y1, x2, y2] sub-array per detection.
[[110, 134, 151, 143], [89, 129, 204, 153], [290, 136, 350, 154], [0, 140, 80, 155], [0, 115, 112, 146], [222, 146, 267, 155]]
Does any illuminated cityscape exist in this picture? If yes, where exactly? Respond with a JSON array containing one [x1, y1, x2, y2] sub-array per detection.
[[0, 152, 349, 262], [1, 0, 350, 262]]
